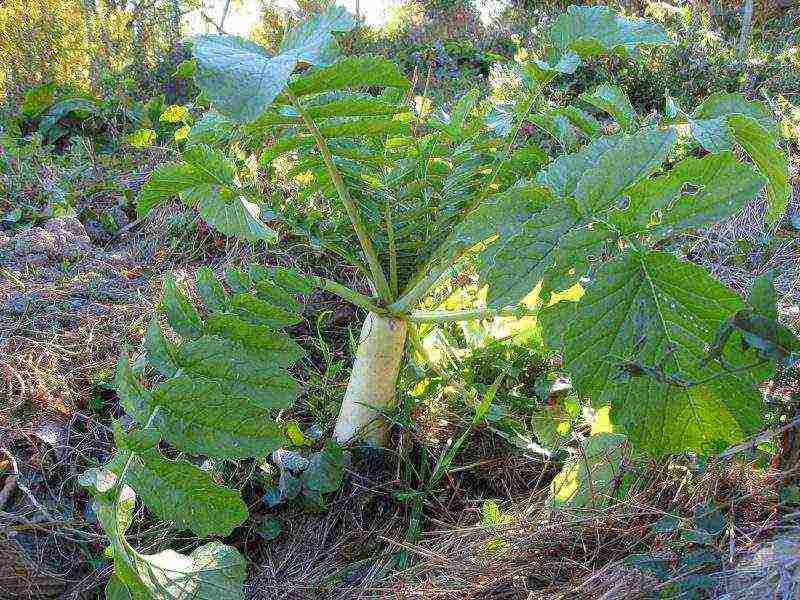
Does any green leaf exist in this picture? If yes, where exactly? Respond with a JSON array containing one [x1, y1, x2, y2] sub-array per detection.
[[689, 117, 732, 153], [204, 314, 305, 366], [549, 251, 767, 456], [316, 116, 410, 139], [187, 112, 236, 146], [647, 151, 765, 239], [259, 135, 313, 166], [727, 114, 790, 223], [38, 98, 98, 139], [543, 223, 617, 295], [152, 376, 287, 458], [161, 275, 204, 339], [175, 58, 197, 78], [116, 354, 287, 459], [171, 335, 300, 410], [748, 270, 779, 322], [160, 104, 190, 124], [22, 82, 57, 117], [574, 128, 677, 215], [580, 84, 637, 132], [303, 441, 349, 494], [111, 446, 247, 537], [288, 56, 411, 97], [553, 105, 602, 138], [537, 134, 624, 198], [195, 267, 229, 312], [549, 5, 670, 58], [119, 541, 246, 600], [115, 355, 155, 426], [106, 576, 134, 600], [183, 145, 237, 187], [144, 319, 179, 378], [255, 280, 302, 312], [548, 433, 626, 508], [434, 184, 553, 275], [194, 35, 298, 122], [193, 185, 278, 243], [230, 293, 301, 328], [137, 163, 200, 217], [137, 145, 237, 217], [304, 94, 407, 120], [274, 267, 315, 295], [482, 200, 579, 307], [691, 92, 777, 137], [279, 5, 355, 66], [521, 52, 581, 85], [482, 499, 502, 525]]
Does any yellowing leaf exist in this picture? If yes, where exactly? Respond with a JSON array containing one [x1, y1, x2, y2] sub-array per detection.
[[160, 104, 190, 123], [588, 405, 614, 434], [286, 420, 311, 447], [128, 128, 156, 148], [174, 125, 190, 141]]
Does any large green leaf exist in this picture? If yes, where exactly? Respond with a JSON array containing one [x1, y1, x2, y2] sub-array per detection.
[[544, 251, 767, 455], [161, 275, 204, 339], [117, 355, 287, 459], [139, 146, 276, 242], [727, 115, 790, 223], [548, 433, 626, 508], [433, 185, 553, 274], [194, 36, 297, 123], [580, 84, 637, 132], [193, 7, 356, 122], [683, 95, 787, 221], [549, 5, 670, 58], [647, 151, 765, 238], [138, 145, 235, 213], [204, 314, 305, 366], [691, 92, 777, 137], [610, 151, 764, 238], [520, 52, 581, 85], [193, 185, 278, 243], [111, 444, 247, 537], [81, 470, 247, 599], [122, 542, 246, 600], [573, 128, 677, 215], [288, 56, 410, 97], [482, 200, 580, 307], [171, 335, 300, 409], [537, 134, 624, 199], [278, 5, 354, 66], [138, 163, 204, 217]]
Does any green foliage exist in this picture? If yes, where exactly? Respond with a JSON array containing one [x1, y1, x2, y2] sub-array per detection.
[[81, 467, 246, 600], [264, 441, 351, 510], [108, 12, 794, 589], [138, 4, 789, 461], [548, 5, 672, 59], [84, 266, 322, 598]]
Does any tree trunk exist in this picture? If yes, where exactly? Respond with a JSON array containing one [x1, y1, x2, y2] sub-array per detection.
[[333, 312, 407, 447], [738, 0, 754, 60]]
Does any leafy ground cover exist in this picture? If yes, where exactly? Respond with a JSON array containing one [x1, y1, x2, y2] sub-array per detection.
[[1, 2, 800, 599]]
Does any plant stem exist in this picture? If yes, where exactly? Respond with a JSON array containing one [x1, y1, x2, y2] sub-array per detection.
[[407, 306, 539, 323], [286, 89, 392, 303], [384, 195, 399, 298], [310, 275, 385, 314], [391, 94, 538, 313]]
